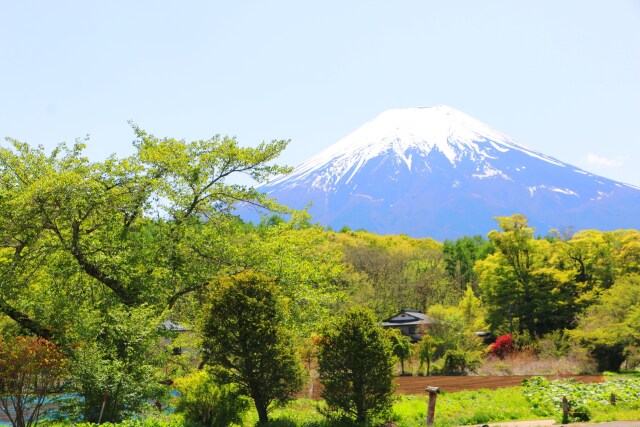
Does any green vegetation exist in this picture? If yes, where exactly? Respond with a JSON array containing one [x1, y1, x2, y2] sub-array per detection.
[[523, 376, 640, 423], [201, 271, 305, 424], [2, 131, 640, 425], [387, 328, 412, 375], [316, 308, 396, 424], [173, 370, 249, 427], [0, 336, 66, 427]]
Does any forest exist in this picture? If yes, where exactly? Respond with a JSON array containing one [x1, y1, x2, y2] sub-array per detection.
[[1, 130, 639, 426]]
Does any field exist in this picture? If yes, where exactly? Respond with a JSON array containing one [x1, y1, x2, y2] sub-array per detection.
[[252, 374, 640, 427], [3, 374, 637, 427], [301, 374, 604, 400]]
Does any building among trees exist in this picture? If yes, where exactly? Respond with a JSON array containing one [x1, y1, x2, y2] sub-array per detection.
[[380, 309, 439, 342]]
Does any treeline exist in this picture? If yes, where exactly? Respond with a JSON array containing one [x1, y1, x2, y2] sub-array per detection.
[[319, 214, 640, 372], [1, 130, 639, 424]]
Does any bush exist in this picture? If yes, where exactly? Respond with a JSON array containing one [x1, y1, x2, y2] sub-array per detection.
[[490, 334, 514, 359], [441, 350, 478, 375], [174, 370, 248, 427], [0, 336, 67, 427], [316, 307, 395, 424]]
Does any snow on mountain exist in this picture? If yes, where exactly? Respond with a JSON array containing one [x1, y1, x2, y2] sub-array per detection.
[[254, 105, 640, 240]]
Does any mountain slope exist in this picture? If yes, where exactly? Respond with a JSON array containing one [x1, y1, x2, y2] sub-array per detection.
[[256, 105, 640, 239]]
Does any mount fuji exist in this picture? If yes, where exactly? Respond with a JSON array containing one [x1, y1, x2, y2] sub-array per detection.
[[255, 105, 640, 240]]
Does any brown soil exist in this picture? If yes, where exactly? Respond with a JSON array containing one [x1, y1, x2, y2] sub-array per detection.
[[301, 374, 604, 400]]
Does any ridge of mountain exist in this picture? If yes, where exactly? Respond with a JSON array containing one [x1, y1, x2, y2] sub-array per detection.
[[254, 105, 640, 240]]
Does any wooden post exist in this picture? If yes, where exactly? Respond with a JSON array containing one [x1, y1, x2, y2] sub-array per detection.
[[98, 390, 109, 424], [610, 393, 616, 406], [425, 386, 440, 426], [561, 396, 569, 424]]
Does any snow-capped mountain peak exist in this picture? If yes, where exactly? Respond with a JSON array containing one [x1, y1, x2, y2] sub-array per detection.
[[255, 105, 640, 239], [269, 105, 565, 189]]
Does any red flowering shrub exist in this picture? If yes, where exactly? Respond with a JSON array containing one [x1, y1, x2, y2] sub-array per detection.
[[490, 334, 514, 359]]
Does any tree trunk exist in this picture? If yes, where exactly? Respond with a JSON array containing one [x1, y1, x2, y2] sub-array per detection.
[[255, 400, 269, 424]]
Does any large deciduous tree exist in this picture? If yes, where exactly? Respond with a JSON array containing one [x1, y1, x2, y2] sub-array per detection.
[[570, 273, 640, 372], [0, 129, 291, 420], [476, 214, 578, 337], [201, 271, 305, 424]]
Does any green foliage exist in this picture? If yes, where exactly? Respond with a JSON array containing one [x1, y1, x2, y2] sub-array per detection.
[[386, 328, 412, 375], [442, 235, 494, 290], [201, 271, 305, 424], [334, 231, 451, 317], [570, 273, 640, 372], [236, 217, 348, 334], [477, 214, 579, 337], [417, 335, 436, 376], [441, 349, 479, 376], [425, 305, 483, 363], [0, 336, 67, 427], [522, 376, 640, 423], [0, 130, 292, 421], [316, 307, 395, 424], [173, 370, 248, 427], [63, 305, 165, 423]]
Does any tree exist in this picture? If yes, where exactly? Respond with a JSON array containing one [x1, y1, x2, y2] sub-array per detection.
[[417, 335, 436, 376], [0, 336, 66, 427], [0, 129, 292, 420], [316, 307, 395, 424], [570, 273, 640, 372], [476, 214, 578, 336], [424, 304, 483, 374], [336, 231, 453, 316], [443, 235, 494, 291], [387, 328, 413, 375], [201, 271, 305, 424]]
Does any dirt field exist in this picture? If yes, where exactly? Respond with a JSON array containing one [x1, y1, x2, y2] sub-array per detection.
[[302, 374, 604, 400]]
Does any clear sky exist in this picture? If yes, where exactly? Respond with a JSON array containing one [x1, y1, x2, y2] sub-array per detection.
[[2, 1, 640, 186]]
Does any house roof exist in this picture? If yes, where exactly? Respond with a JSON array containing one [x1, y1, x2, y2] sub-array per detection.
[[381, 309, 440, 327], [161, 320, 190, 332]]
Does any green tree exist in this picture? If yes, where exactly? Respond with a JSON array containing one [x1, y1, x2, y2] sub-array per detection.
[[387, 328, 413, 375], [570, 273, 640, 372], [337, 231, 452, 316], [201, 271, 305, 424], [476, 214, 578, 336], [316, 307, 395, 424], [425, 304, 483, 373], [0, 129, 291, 420], [443, 235, 494, 291], [417, 335, 436, 376]]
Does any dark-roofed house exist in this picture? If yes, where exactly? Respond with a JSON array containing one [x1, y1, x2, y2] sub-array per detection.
[[380, 309, 439, 342]]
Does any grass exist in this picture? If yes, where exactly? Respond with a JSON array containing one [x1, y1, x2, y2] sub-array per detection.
[[33, 372, 640, 426], [389, 388, 544, 427], [239, 388, 545, 427]]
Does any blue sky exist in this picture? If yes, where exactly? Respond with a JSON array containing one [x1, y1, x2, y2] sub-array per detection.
[[2, 1, 640, 186]]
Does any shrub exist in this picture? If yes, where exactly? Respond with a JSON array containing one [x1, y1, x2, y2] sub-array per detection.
[[316, 307, 395, 424], [0, 336, 67, 427], [441, 349, 478, 375], [66, 305, 166, 423], [490, 334, 514, 359], [174, 370, 248, 427]]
